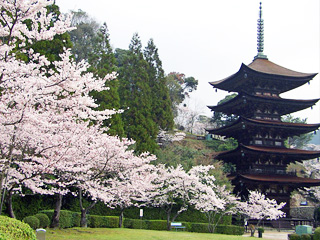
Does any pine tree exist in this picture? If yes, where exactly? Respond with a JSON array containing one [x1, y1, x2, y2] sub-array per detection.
[[144, 39, 174, 130], [117, 33, 158, 154]]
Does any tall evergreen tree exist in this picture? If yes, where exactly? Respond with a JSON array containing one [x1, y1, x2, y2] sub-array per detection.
[[86, 23, 124, 136], [69, 12, 124, 136], [144, 39, 174, 130], [117, 33, 158, 154]]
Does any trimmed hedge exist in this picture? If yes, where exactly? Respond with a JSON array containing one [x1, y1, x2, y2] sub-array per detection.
[[23, 216, 40, 230], [123, 219, 148, 229], [0, 215, 36, 240], [41, 210, 80, 228], [35, 213, 50, 228], [289, 234, 301, 240], [88, 215, 119, 228], [215, 225, 244, 235]]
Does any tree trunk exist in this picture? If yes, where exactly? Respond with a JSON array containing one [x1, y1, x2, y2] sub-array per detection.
[[6, 190, 15, 218], [51, 194, 62, 228], [166, 211, 171, 231], [80, 208, 87, 228], [119, 209, 124, 228]]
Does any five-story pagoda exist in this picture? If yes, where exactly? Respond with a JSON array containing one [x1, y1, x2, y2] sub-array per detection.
[[207, 3, 320, 216]]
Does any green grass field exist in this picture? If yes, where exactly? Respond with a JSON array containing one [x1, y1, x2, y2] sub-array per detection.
[[44, 228, 257, 240]]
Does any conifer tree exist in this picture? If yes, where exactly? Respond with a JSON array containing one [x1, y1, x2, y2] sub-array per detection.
[[87, 23, 124, 136], [69, 13, 124, 136], [144, 39, 174, 130], [117, 33, 158, 154]]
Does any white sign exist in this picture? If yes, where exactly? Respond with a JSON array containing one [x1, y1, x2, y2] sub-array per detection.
[[140, 209, 143, 217]]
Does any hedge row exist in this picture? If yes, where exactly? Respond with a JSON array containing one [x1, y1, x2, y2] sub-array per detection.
[[40, 209, 242, 235], [288, 234, 314, 240]]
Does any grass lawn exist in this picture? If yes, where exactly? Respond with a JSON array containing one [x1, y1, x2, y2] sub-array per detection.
[[44, 228, 258, 240]]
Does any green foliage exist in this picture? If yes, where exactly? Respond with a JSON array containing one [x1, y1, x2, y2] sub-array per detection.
[[314, 227, 320, 240], [289, 234, 302, 240], [5, 194, 54, 220], [41, 210, 80, 228], [123, 219, 148, 229], [215, 225, 245, 235], [189, 223, 209, 233], [0, 216, 36, 240], [144, 38, 174, 131], [35, 213, 50, 228], [22, 216, 40, 230], [88, 215, 119, 228], [282, 114, 313, 149], [301, 234, 312, 240], [147, 220, 168, 231], [117, 33, 158, 154], [211, 93, 238, 128]]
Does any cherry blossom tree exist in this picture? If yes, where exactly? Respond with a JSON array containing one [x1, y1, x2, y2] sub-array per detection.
[[148, 164, 222, 230], [238, 191, 286, 236], [0, 1, 157, 230]]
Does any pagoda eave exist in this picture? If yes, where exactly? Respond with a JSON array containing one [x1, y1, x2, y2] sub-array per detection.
[[232, 173, 320, 187], [215, 144, 320, 163], [207, 117, 320, 138], [208, 93, 319, 116]]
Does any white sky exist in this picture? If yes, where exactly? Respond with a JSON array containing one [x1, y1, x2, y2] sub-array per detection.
[[56, 0, 320, 123]]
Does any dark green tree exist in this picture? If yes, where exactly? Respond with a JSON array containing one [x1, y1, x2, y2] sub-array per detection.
[[117, 33, 158, 154], [86, 23, 124, 136], [69, 11, 124, 136], [144, 39, 174, 130], [282, 114, 313, 149], [69, 10, 99, 63]]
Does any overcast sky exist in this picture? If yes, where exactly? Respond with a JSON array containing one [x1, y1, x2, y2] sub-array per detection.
[[56, 0, 320, 123]]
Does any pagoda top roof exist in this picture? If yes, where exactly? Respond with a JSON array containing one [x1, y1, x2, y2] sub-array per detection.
[[210, 59, 317, 93], [247, 58, 316, 78], [233, 173, 320, 186]]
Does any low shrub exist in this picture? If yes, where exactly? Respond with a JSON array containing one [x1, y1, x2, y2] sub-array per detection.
[[301, 234, 312, 240], [88, 215, 119, 228], [23, 216, 40, 230], [215, 225, 245, 235], [147, 220, 167, 231], [314, 227, 320, 240], [35, 213, 50, 228], [289, 233, 301, 240], [0, 215, 36, 240]]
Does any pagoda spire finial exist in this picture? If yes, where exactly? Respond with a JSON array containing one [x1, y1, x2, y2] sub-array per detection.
[[254, 2, 268, 60]]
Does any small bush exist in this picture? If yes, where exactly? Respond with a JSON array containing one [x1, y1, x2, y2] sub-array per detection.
[[0, 215, 36, 240], [289, 233, 302, 240], [23, 216, 40, 230], [35, 213, 50, 228], [314, 227, 320, 240], [301, 234, 312, 240]]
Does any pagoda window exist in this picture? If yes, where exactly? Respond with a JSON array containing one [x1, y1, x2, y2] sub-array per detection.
[[255, 140, 263, 145], [264, 116, 272, 120], [274, 110, 278, 114], [257, 109, 262, 113], [275, 141, 282, 146], [256, 91, 262, 95], [272, 93, 278, 97], [263, 92, 271, 96], [273, 117, 279, 121], [256, 116, 262, 119], [256, 133, 262, 138]]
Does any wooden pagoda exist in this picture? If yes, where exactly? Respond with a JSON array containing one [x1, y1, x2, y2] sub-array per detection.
[[207, 3, 320, 217]]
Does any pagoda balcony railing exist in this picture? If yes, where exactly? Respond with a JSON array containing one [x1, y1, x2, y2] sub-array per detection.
[[240, 168, 297, 176]]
